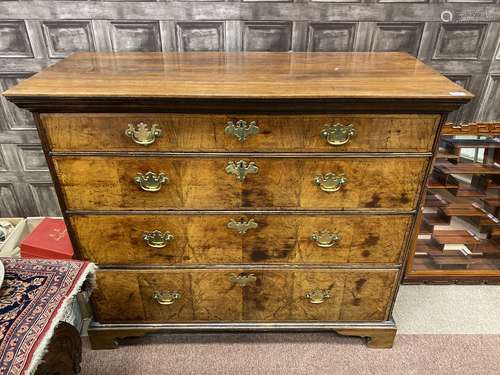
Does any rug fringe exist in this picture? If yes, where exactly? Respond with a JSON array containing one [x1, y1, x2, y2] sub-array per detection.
[[24, 262, 96, 375]]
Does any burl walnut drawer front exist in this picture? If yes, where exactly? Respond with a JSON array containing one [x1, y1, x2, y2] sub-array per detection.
[[70, 214, 411, 265], [92, 269, 398, 323], [41, 114, 439, 153], [53, 156, 427, 211]]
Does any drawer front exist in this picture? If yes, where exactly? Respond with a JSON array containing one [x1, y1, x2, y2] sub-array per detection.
[[70, 214, 411, 265], [92, 269, 398, 323], [53, 156, 428, 211], [41, 113, 440, 153]]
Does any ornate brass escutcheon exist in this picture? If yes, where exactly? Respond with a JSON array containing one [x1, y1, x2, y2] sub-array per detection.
[[313, 173, 347, 193], [311, 230, 341, 248], [225, 160, 259, 181], [305, 288, 332, 304], [229, 273, 257, 287], [143, 230, 174, 248], [224, 120, 259, 142], [125, 122, 161, 146], [227, 219, 258, 235], [152, 291, 181, 305], [134, 171, 168, 192], [320, 123, 356, 146]]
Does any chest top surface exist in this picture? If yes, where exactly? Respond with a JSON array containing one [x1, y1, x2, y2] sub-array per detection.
[[3, 52, 472, 112]]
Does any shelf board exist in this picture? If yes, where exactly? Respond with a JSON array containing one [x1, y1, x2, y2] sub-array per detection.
[[432, 256, 481, 266], [442, 204, 486, 217], [441, 122, 500, 137], [435, 163, 500, 175], [424, 197, 448, 208], [427, 249, 464, 257], [427, 176, 459, 189], [441, 138, 500, 149], [452, 183, 487, 197], [423, 212, 450, 225], [432, 230, 480, 245], [436, 149, 460, 159]]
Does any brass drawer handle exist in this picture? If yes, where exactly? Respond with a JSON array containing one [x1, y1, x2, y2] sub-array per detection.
[[143, 230, 174, 248], [125, 122, 161, 146], [134, 171, 168, 192], [227, 219, 258, 235], [225, 160, 259, 181], [225, 120, 259, 142], [153, 291, 181, 305], [320, 123, 356, 146], [305, 288, 332, 304], [311, 230, 341, 248], [229, 273, 257, 287], [314, 173, 347, 193]]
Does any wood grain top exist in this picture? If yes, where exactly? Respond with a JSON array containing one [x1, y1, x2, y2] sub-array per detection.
[[4, 52, 472, 111]]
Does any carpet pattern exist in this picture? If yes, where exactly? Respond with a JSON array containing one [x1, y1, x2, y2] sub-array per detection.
[[81, 333, 500, 375]]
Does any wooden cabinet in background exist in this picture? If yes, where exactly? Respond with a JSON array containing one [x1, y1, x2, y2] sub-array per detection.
[[405, 123, 500, 284]]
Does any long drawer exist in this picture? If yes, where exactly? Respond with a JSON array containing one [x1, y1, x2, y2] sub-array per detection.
[[92, 269, 398, 323], [70, 214, 412, 265], [41, 113, 440, 153], [53, 156, 428, 211]]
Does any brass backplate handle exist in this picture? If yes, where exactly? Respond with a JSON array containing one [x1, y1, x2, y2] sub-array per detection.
[[143, 230, 174, 248], [225, 120, 259, 142], [153, 291, 181, 305], [225, 160, 259, 181], [227, 219, 258, 235], [134, 171, 168, 192], [314, 173, 347, 193], [311, 230, 341, 248], [320, 123, 356, 146], [305, 288, 332, 304], [229, 273, 257, 287], [125, 122, 161, 146]]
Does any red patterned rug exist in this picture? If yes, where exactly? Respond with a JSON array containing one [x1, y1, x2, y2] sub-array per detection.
[[0, 258, 94, 375]]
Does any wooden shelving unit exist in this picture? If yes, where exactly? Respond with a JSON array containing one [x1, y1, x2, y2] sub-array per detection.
[[404, 123, 500, 284]]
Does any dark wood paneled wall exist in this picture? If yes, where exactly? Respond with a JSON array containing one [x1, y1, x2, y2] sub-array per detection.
[[1, 2, 499, 216]]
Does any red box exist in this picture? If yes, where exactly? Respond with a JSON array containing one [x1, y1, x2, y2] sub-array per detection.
[[20, 218, 74, 259]]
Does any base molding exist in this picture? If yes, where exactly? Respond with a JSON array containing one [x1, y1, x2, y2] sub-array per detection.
[[336, 327, 396, 349], [88, 320, 397, 350]]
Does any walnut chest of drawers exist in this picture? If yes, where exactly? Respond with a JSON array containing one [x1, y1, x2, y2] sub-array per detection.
[[4, 52, 472, 349]]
